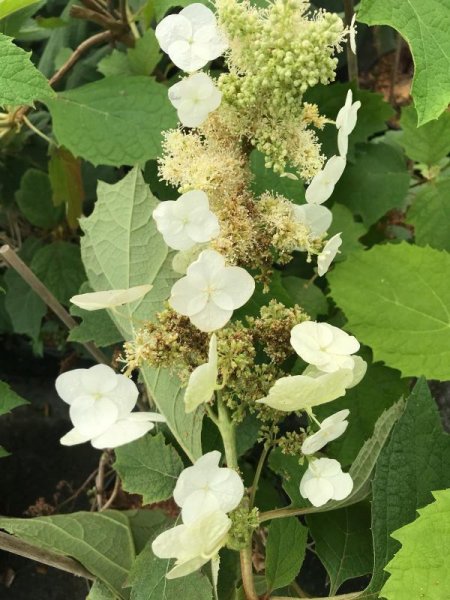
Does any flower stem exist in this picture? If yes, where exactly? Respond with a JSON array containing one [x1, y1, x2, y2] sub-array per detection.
[[216, 391, 238, 469], [249, 444, 270, 509], [343, 0, 358, 85], [259, 506, 312, 524], [240, 544, 259, 600]]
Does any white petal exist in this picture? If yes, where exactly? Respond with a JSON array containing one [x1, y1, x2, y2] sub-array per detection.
[[181, 3, 216, 31], [60, 428, 91, 446], [169, 276, 208, 316], [166, 556, 208, 579], [293, 204, 333, 236], [190, 302, 232, 332], [70, 285, 152, 311], [317, 233, 343, 277], [155, 14, 191, 53], [186, 211, 220, 243], [177, 103, 211, 128], [219, 266, 255, 309], [152, 524, 187, 559], [325, 323, 360, 355], [347, 356, 367, 388], [108, 374, 139, 418], [338, 128, 349, 158], [301, 475, 334, 507], [181, 490, 221, 524], [172, 245, 204, 275], [91, 418, 154, 449], [187, 249, 225, 278], [320, 409, 350, 428], [70, 395, 119, 438], [323, 155, 346, 184], [127, 411, 166, 423], [55, 369, 86, 404], [174, 450, 221, 507], [184, 362, 218, 412], [305, 172, 333, 205], [169, 39, 209, 72], [81, 364, 117, 395], [331, 472, 353, 500]]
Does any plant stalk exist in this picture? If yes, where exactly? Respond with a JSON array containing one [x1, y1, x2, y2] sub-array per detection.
[[240, 544, 259, 600], [343, 0, 359, 85], [216, 392, 238, 469]]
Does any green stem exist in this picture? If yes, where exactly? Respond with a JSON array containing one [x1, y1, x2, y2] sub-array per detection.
[[259, 506, 312, 524], [343, 0, 358, 85], [271, 593, 362, 600], [216, 392, 238, 469], [249, 444, 270, 509]]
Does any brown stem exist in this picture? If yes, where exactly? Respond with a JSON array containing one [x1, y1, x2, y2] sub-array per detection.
[[0, 245, 108, 365], [389, 33, 403, 105], [100, 474, 120, 511], [0, 531, 94, 580], [49, 31, 113, 88], [240, 545, 258, 600], [95, 451, 110, 509]]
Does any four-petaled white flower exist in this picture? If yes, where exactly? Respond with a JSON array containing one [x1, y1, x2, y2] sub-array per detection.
[[292, 203, 332, 237], [336, 89, 361, 157], [152, 509, 231, 579], [305, 156, 346, 205], [184, 334, 219, 413], [257, 367, 355, 413], [169, 249, 255, 332], [317, 232, 342, 276], [169, 72, 222, 127], [174, 450, 244, 522], [153, 190, 220, 251], [55, 365, 165, 449], [70, 284, 152, 311], [300, 457, 353, 507], [155, 3, 227, 73], [301, 409, 350, 455], [290, 321, 360, 373]]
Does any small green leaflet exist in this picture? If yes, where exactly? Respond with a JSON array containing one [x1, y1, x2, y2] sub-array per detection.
[[0, 33, 54, 106], [382, 489, 450, 600], [16, 168, 64, 229], [45, 76, 176, 167], [265, 517, 308, 592], [407, 179, 450, 252], [0, 0, 41, 20], [358, 0, 450, 125], [0, 380, 28, 416], [114, 433, 183, 504], [328, 243, 450, 380]]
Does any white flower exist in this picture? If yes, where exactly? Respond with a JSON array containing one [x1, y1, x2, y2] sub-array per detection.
[[317, 233, 342, 276], [292, 203, 333, 237], [70, 285, 152, 311], [184, 335, 219, 413], [55, 365, 165, 449], [303, 355, 367, 389], [153, 190, 220, 251], [336, 89, 361, 157], [290, 321, 360, 373], [152, 509, 231, 579], [155, 3, 227, 73], [299, 457, 353, 507], [168, 72, 222, 127], [305, 156, 346, 205], [301, 409, 350, 455], [169, 249, 255, 332], [257, 367, 354, 413], [174, 450, 244, 521], [348, 13, 357, 54]]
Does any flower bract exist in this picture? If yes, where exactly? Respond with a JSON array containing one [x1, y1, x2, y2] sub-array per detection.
[[290, 321, 360, 373], [173, 450, 244, 521], [302, 409, 350, 455], [153, 190, 220, 251], [299, 457, 353, 507], [336, 89, 361, 157], [56, 365, 165, 449], [155, 3, 227, 73], [184, 334, 219, 412], [305, 155, 346, 205], [70, 285, 152, 311], [292, 203, 333, 237], [317, 232, 342, 276], [169, 249, 255, 332], [169, 72, 222, 127]]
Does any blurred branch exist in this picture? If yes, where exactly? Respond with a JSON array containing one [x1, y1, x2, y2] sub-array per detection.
[[344, 0, 359, 85], [0, 532, 95, 580]]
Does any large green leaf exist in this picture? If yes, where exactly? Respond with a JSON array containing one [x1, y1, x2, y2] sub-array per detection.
[[0, 0, 41, 20], [307, 503, 373, 595], [333, 143, 410, 227], [0, 380, 28, 416], [16, 169, 63, 229], [31, 241, 86, 306], [126, 529, 213, 600], [365, 379, 450, 596], [328, 203, 366, 260], [399, 105, 450, 165], [328, 243, 450, 380], [4, 268, 46, 343], [265, 517, 307, 592], [0, 511, 136, 599], [114, 433, 183, 504], [407, 179, 450, 251], [358, 0, 450, 125], [45, 76, 176, 167], [316, 359, 407, 466], [0, 33, 54, 106], [98, 30, 161, 78], [381, 489, 450, 600], [80, 168, 203, 461]]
